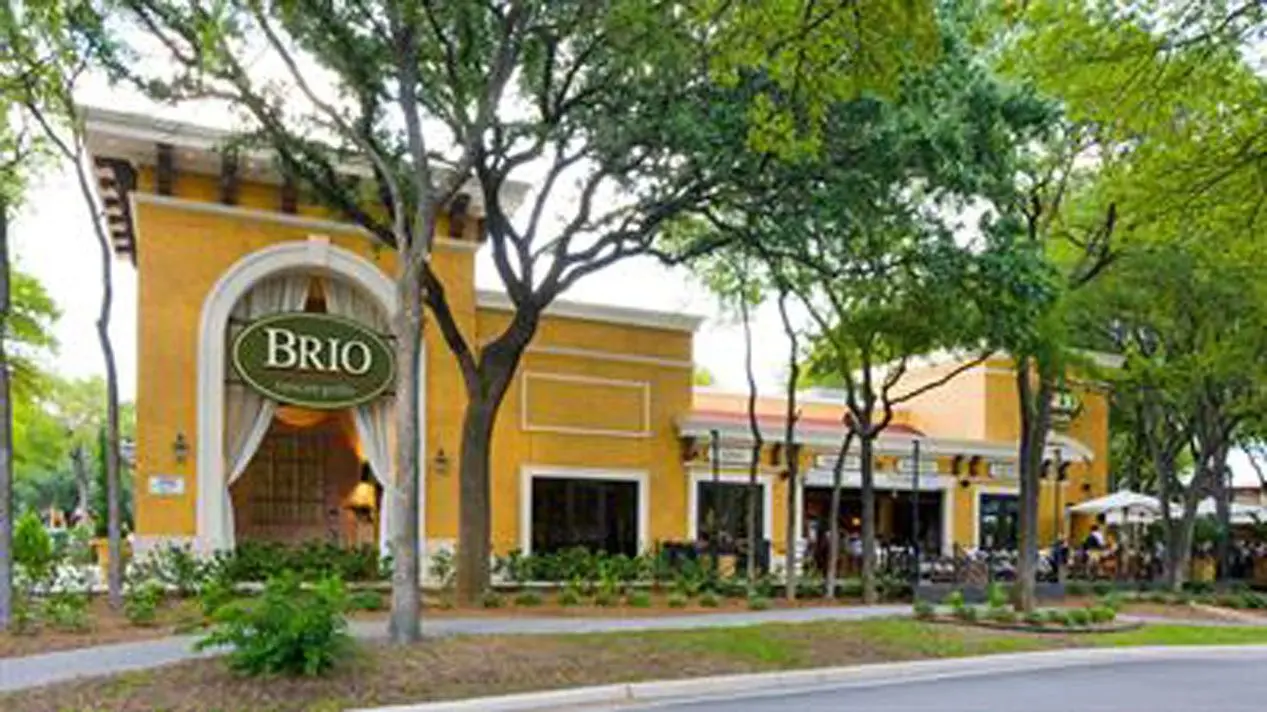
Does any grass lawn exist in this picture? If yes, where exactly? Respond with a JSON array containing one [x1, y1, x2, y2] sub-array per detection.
[[11, 619, 1267, 712]]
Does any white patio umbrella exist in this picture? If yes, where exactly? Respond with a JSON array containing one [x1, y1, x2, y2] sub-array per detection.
[[1070, 490, 1162, 524], [1193, 498, 1267, 525]]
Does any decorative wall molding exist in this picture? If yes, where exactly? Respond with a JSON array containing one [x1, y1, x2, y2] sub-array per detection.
[[519, 371, 651, 438], [194, 239, 425, 553]]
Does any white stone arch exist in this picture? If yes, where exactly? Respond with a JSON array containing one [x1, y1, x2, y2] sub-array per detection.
[[195, 236, 424, 552]]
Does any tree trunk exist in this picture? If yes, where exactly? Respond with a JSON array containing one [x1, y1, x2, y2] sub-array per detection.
[[1167, 490, 1203, 592], [0, 205, 12, 630], [824, 431, 852, 598], [388, 261, 424, 643], [1013, 358, 1052, 613], [859, 433, 878, 604], [85, 176, 124, 610], [454, 341, 523, 605], [739, 294, 761, 587], [455, 397, 496, 604], [777, 292, 799, 601], [72, 446, 88, 523]]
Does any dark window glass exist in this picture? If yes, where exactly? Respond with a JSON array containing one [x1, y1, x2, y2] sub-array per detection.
[[697, 481, 763, 548], [979, 494, 1019, 551], [531, 478, 638, 556]]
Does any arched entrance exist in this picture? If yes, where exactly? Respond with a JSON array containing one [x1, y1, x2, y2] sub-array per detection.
[[194, 236, 423, 553]]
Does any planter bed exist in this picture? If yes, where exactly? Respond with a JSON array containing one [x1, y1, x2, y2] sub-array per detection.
[[921, 616, 1144, 635]]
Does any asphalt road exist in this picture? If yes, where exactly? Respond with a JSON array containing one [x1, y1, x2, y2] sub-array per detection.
[[636, 654, 1267, 711]]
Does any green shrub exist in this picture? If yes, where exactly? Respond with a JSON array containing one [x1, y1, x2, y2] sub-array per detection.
[[134, 543, 208, 597], [698, 592, 720, 608], [592, 591, 617, 607], [1242, 593, 1266, 610], [45, 592, 91, 632], [1067, 608, 1092, 627], [838, 578, 864, 598], [626, 591, 653, 608], [1184, 580, 1215, 596], [348, 590, 386, 612], [14, 511, 57, 585], [943, 590, 965, 610], [1042, 609, 1065, 625], [199, 576, 237, 619], [1097, 592, 1123, 612], [124, 580, 165, 626], [878, 576, 913, 601], [1065, 580, 1089, 596], [513, 590, 544, 607], [747, 596, 771, 611], [667, 592, 688, 608], [557, 588, 582, 606], [1091, 581, 1114, 597], [428, 549, 456, 591], [955, 605, 979, 623], [1217, 593, 1244, 609], [1089, 605, 1116, 624], [208, 542, 384, 584], [479, 591, 504, 609], [913, 600, 936, 620], [1023, 610, 1045, 627], [987, 607, 1017, 624], [196, 574, 351, 677], [986, 582, 1008, 609]]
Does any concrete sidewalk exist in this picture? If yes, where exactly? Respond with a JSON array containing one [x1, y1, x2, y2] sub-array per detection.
[[0, 605, 908, 693]]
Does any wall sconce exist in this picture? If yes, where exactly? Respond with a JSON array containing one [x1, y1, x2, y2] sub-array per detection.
[[432, 448, 450, 476], [1081, 482, 1093, 494], [959, 478, 971, 489], [172, 432, 190, 465]]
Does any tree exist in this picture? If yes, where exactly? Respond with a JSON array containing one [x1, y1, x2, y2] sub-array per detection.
[[0, 28, 61, 631], [3, 0, 130, 609], [993, 0, 1267, 607], [1077, 240, 1267, 590], [674, 10, 1056, 601], [123, 0, 940, 636]]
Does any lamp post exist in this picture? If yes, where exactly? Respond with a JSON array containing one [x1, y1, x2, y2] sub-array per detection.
[[1054, 446, 1065, 583], [710, 428, 720, 571], [910, 438, 921, 592]]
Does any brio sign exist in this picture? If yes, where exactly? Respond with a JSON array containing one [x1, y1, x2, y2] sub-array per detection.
[[232, 312, 395, 409]]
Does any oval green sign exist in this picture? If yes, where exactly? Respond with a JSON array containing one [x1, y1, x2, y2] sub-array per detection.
[[232, 312, 395, 409]]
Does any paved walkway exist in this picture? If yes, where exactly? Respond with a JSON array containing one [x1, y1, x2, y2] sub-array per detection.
[[0, 605, 908, 693]]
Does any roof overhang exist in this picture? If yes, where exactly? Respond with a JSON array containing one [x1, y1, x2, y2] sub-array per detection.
[[83, 106, 531, 259]]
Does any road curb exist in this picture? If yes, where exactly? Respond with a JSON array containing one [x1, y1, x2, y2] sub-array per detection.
[[351, 645, 1267, 712]]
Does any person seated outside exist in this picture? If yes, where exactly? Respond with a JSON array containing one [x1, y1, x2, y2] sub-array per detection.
[[1082, 525, 1106, 552]]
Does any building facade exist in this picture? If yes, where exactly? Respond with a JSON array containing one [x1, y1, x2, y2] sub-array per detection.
[[89, 109, 1111, 575]]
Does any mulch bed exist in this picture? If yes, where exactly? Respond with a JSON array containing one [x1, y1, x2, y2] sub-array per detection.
[[0, 598, 202, 659], [923, 616, 1144, 635], [3, 620, 1070, 712], [1, 593, 867, 660]]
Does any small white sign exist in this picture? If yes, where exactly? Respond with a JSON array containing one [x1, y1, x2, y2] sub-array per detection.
[[149, 474, 185, 496]]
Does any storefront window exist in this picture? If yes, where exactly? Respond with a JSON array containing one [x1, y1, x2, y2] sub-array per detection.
[[979, 493, 1019, 551], [531, 478, 638, 556], [696, 481, 763, 549]]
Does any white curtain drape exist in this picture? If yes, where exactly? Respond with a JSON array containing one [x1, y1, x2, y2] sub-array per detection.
[[222, 274, 311, 548], [323, 277, 397, 556]]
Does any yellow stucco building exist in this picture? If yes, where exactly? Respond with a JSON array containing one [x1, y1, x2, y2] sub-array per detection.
[[87, 109, 1111, 577]]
